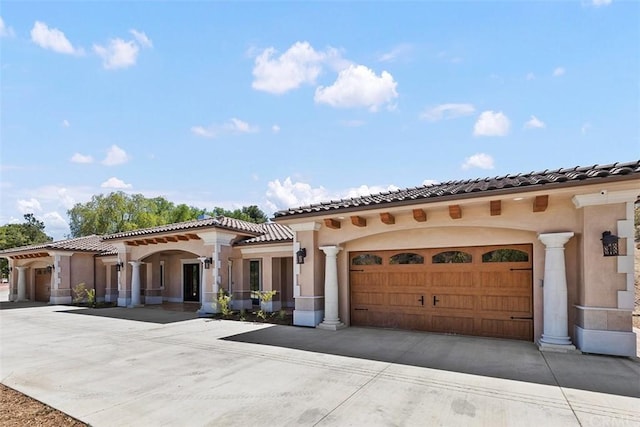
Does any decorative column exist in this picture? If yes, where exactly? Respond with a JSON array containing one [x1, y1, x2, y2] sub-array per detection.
[[317, 246, 345, 330], [538, 232, 576, 352], [16, 266, 27, 302], [128, 261, 143, 308]]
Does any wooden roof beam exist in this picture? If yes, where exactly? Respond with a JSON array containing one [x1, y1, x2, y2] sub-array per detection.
[[165, 236, 178, 242], [350, 216, 367, 227], [155, 237, 167, 243], [490, 200, 501, 216], [449, 205, 462, 219], [144, 239, 157, 245], [412, 209, 427, 222], [177, 235, 189, 241], [135, 240, 148, 245], [324, 218, 341, 229], [186, 233, 200, 240], [126, 241, 138, 246], [533, 195, 549, 212], [380, 212, 395, 225]]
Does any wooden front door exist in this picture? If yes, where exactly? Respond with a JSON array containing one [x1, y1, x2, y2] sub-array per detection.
[[350, 244, 533, 341], [183, 264, 200, 302], [34, 268, 51, 302]]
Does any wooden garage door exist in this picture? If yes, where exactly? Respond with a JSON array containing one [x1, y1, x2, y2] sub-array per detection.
[[350, 244, 533, 341]]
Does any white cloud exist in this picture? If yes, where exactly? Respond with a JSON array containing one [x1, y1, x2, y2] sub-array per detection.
[[102, 145, 129, 166], [524, 115, 545, 129], [101, 177, 132, 189], [422, 179, 439, 186], [191, 126, 215, 138], [225, 118, 257, 133], [314, 65, 398, 112], [191, 118, 258, 139], [30, 21, 83, 55], [17, 198, 42, 213], [420, 103, 475, 122], [62, 119, 70, 127], [526, 72, 536, 81], [41, 211, 69, 235], [378, 44, 412, 63], [265, 178, 398, 211], [473, 111, 510, 136], [0, 16, 15, 38], [553, 67, 565, 77], [265, 178, 329, 211], [93, 38, 139, 69], [462, 153, 495, 170], [272, 125, 281, 133], [591, 0, 612, 6], [130, 29, 152, 48], [252, 41, 342, 94], [70, 153, 94, 164]]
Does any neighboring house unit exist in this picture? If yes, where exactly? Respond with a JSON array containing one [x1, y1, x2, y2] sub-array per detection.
[[1, 160, 638, 357]]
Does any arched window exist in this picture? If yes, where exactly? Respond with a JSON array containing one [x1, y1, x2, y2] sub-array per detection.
[[432, 251, 472, 263], [482, 249, 529, 262], [351, 254, 382, 265], [389, 253, 424, 264]]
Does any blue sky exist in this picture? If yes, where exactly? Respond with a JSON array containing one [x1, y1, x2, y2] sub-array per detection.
[[1, 0, 638, 239]]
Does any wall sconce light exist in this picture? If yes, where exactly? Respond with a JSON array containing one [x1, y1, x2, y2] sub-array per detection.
[[296, 248, 307, 265], [601, 231, 619, 257], [204, 257, 213, 269], [8, 267, 12, 273], [115, 262, 124, 272], [47, 264, 55, 272]]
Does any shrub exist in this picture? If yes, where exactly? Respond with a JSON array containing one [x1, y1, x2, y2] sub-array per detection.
[[217, 288, 233, 317]]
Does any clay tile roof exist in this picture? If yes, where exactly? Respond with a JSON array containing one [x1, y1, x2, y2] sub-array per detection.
[[274, 160, 640, 219], [102, 216, 264, 241], [236, 223, 294, 245], [0, 235, 117, 256]]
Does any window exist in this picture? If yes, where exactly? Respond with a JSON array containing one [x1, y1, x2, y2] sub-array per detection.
[[352, 254, 382, 265], [159, 261, 165, 289], [389, 253, 424, 264], [249, 260, 261, 305], [432, 251, 472, 263], [482, 249, 529, 263]]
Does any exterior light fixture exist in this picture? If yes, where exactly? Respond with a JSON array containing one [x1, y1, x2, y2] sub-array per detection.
[[296, 248, 307, 265], [47, 265, 54, 272], [204, 257, 213, 269], [601, 231, 619, 257], [115, 262, 124, 272]]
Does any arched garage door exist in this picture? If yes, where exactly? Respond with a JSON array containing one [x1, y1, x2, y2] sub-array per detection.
[[350, 244, 533, 341]]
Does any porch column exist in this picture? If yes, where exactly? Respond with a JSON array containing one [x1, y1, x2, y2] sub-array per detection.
[[16, 266, 27, 301], [317, 246, 345, 331], [538, 232, 576, 352], [128, 261, 143, 308]]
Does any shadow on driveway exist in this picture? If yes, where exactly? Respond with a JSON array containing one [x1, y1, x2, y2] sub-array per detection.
[[58, 307, 199, 324], [222, 324, 640, 398], [0, 301, 49, 310]]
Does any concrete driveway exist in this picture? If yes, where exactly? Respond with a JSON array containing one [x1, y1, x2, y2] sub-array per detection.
[[1, 303, 639, 427]]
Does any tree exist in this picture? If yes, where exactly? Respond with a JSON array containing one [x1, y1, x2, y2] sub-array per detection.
[[0, 214, 53, 277], [67, 192, 269, 237]]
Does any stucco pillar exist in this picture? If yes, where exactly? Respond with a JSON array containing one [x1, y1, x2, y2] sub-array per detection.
[[197, 255, 218, 316], [538, 232, 577, 352], [128, 261, 143, 308], [317, 246, 345, 331], [16, 266, 27, 301]]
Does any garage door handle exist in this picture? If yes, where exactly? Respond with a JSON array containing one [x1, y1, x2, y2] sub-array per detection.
[[433, 296, 440, 306], [418, 296, 424, 306], [354, 308, 368, 311], [510, 316, 533, 320]]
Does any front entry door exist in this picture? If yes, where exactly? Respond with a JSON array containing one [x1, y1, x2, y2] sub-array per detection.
[[183, 264, 200, 302]]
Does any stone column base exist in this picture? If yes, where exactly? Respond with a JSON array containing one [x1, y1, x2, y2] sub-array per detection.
[[575, 326, 637, 357], [538, 341, 580, 354], [50, 296, 72, 305], [317, 321, 345, 331]]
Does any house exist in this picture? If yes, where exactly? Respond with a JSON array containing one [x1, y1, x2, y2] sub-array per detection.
[[2, 160, 638, 357]]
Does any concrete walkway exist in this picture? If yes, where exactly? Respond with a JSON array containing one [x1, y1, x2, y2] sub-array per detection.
[[1, 303, 639, 427]]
